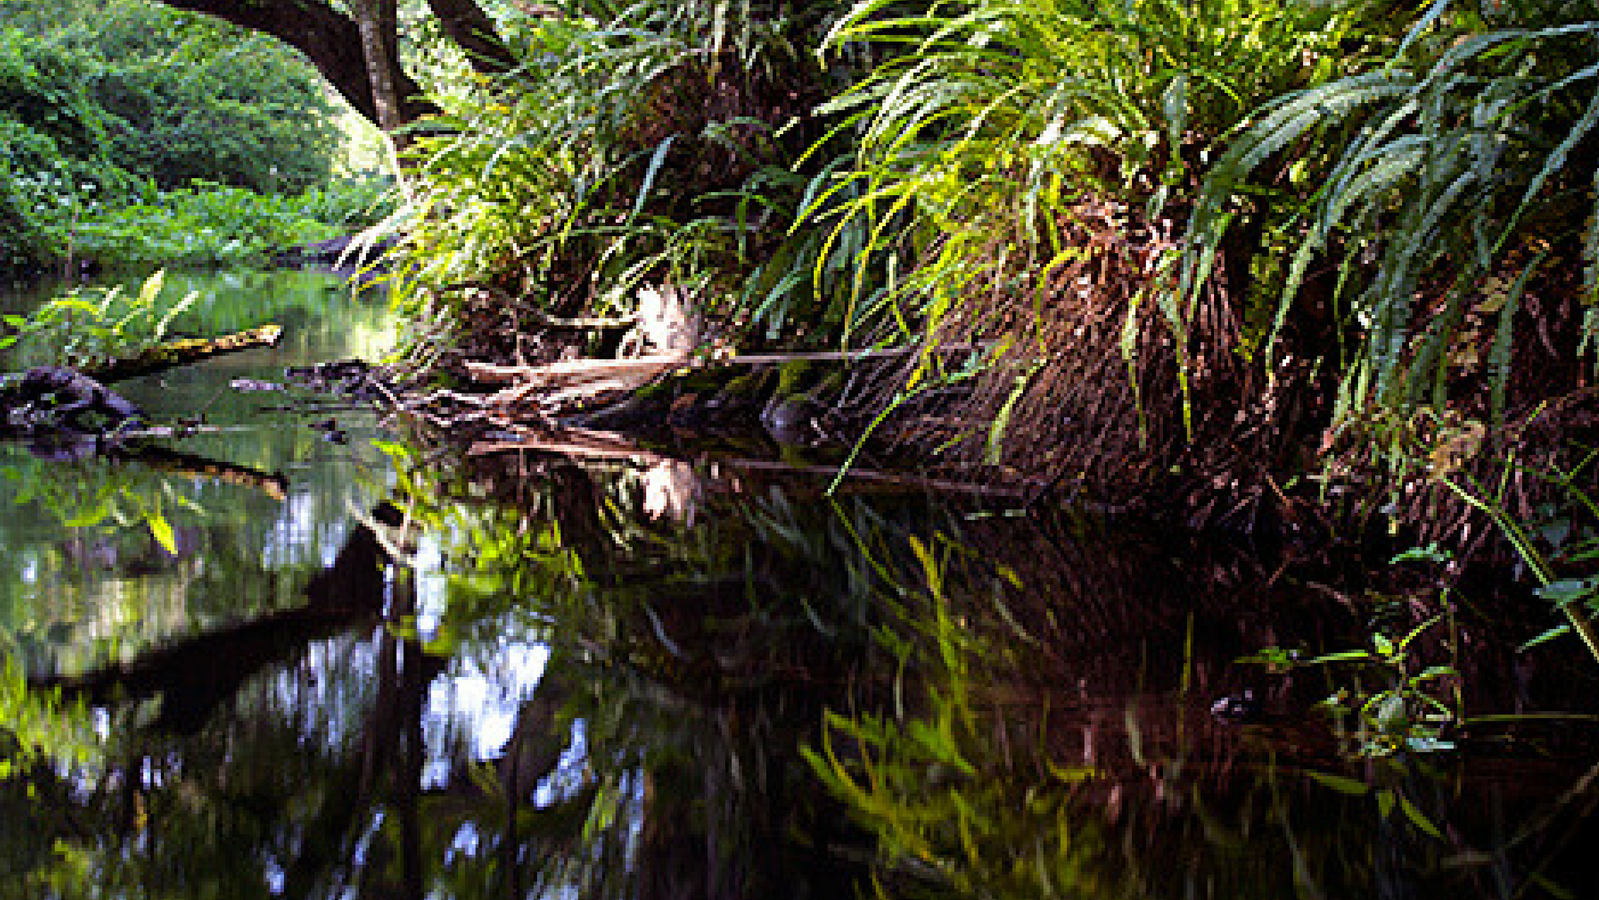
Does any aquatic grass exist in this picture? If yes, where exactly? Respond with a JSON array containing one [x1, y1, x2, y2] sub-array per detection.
[[1441, 465, 1599, 667], [1246, 597, 1463, 758]]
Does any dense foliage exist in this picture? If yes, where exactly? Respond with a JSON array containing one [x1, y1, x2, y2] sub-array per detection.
[[0, 1, 382, 275]]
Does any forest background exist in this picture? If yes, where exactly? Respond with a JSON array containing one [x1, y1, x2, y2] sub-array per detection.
[[0, 0, 391, 272]]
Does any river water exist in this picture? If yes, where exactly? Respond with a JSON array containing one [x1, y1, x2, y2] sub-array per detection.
[[2, 270, 1599, 898]]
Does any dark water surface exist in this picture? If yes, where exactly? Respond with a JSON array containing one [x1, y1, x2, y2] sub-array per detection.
[[3, 271, 1599, 898]]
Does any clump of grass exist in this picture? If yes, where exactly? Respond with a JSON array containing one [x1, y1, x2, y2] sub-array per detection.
[[795, 0, 1380, 498], [379, 0, 842, 378]]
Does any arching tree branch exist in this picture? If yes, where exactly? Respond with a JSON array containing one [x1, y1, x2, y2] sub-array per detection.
[[151, 0, 523, 127]]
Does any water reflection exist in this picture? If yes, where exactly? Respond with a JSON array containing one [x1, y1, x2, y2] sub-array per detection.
[[1, 270, 396, 674], [2, 274, 1598, 895]]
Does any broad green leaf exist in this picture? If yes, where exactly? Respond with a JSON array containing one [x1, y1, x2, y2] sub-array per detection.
[[1373, 634, 1395, 657], [137, 269, 166, 307]]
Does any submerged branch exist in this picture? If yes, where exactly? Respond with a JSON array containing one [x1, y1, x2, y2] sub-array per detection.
[[31, 503, 404, 734], [112, 444, 290, 501], [467, 423, 1051, 499]]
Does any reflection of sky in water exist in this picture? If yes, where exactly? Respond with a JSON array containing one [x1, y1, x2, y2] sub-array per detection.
[[414, 531, 563, 789], [2, 270, 615, 891], [424, 641, 551, 786], [411, 525, 556, 779], [414, 531, 448, 637], [260, 488, 356, 570]]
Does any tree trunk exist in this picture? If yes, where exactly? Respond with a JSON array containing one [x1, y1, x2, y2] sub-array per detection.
[[155, 0, 439, 127], [348, 0, 407, 134], [425, 0, 520, 78]]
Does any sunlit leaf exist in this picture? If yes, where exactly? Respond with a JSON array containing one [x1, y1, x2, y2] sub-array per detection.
[[1390, 543, 1450, 564], [1373, 633, 1395, 657], [1521, 624, 1572, 651], [1308, 649, 1373, 664]]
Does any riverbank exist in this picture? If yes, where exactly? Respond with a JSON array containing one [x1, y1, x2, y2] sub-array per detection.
[[364, 0, 1599, 602]]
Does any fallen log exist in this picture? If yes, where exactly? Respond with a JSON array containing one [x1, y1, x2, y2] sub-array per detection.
[[3, 324, 286, 445], [83, 323, 284, 383], [1, 366, 145, 434]]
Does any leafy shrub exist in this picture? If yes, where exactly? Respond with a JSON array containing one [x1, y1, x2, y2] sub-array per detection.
[[67, 182, 371, 269], [1188, 0, 1599, 426], [85, 42, 339, 194], [0, 4, 346, 276], [0, 28, 108, 154], [777, 0, 1386, 492], [290, 176, 397, 231], [0, 269, 195, 370], [0, 27, 130, 269], [19, 1, 341, 194]]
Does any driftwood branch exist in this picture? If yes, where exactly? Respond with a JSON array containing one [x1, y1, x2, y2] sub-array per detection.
[[466, 352, 693, 413], [465, 352, 692, 386], [463, 344, 992, 386], [461, 342, 995, 416]]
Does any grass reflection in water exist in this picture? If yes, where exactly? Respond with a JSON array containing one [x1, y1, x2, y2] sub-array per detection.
[[803, 507, 1599, 900], [2, 424, 1597, 897]]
